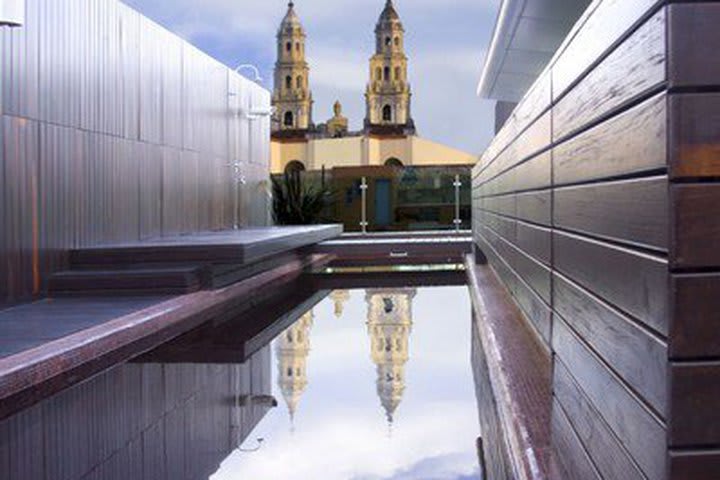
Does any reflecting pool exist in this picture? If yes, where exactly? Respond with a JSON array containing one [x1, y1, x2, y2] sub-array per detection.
[[213, 286, 479, 480], [0, 286, 478, 480]]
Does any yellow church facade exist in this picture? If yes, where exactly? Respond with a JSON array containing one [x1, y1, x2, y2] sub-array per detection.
[[271, 134, 476, 174], [270, 1, 475, 174]]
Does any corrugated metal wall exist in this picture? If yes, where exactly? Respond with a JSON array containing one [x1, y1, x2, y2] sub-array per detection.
[[0, 0, 271, 306]]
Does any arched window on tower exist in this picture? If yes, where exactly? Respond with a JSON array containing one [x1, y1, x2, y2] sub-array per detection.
[[394, 36, 400, 46], [376, 67, 382, 81], [394, 67, 401, 80], [296, 42, 300, 51], [286, 42, 292, 52], [382, 105, 393, 122], [296, 75, 303, 89], [285, 75, 292, 90], [383, 67, 390, 82], [385, 36, 391, 46], [284, 111, 294, 127]]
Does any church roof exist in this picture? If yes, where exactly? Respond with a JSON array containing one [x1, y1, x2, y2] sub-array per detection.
[[377, 0, 402, 28], [280, 1, 303, 32]]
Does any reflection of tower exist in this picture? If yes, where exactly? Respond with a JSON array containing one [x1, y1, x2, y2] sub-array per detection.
[[330, 290, 350, 318], [276, 311, 313, 424], [366, 288, 416, 426]]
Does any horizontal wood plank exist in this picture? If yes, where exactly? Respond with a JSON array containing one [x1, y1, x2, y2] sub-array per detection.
[[668, 3, 720, 88], [554, 92, 667, 186], [554, 8, 666, 141], [550, 398, 601, 480], [552, 0, 661, 99], [671, 184, 720, 269], [554, 273, 668, 416], [554, 176, 669, 251], [553, 360, 647, 480], [554, 231, 668, 335], [670, 273, 720, 359], [553, 318, 666, 480], [669, 362, 720, 447], [669, 93, 720, 179], [516, 191, 551, 226], [669, 449, 720, 480]]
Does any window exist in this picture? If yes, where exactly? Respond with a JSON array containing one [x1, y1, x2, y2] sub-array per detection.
[[394, 36, 400, 46], [385, 157, 403, 168], [385, 36, 391, 46], [382, 105, 392, 122], [394, 67, 401, 80], [296, 42, 300, 51], [383, 67, 390, 81], [285, 75, 292, 90], [376, 67, 382, 81], [283, 111, 294, 127], [296, 75, 303, 89], [286, 42, 292, 52]]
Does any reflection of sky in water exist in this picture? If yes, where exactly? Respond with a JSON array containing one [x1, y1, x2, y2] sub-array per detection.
[[212, 286, 479, 480]]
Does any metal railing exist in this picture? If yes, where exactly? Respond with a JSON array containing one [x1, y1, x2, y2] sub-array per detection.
[[272, 165, 472, 233]]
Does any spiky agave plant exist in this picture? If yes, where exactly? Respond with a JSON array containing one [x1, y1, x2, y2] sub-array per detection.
[[272, 171, 332, 225]]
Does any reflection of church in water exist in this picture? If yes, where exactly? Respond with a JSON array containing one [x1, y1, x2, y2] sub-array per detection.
[[275, 289, 416, 426], [276, 310, 314, 423], [366, 288, 416, 426]]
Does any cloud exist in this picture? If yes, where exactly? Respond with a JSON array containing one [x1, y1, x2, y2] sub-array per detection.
[[121, 0, 501, 154]]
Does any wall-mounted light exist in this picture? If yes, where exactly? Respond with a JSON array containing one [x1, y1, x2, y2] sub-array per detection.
[[0, 0, 25, 27]]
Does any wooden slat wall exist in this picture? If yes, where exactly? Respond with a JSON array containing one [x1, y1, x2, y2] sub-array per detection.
[[471, 0, 720, 478], [666, 3, 720, 477], [0, 345, 272, 480], [0, 0, 271, 307]]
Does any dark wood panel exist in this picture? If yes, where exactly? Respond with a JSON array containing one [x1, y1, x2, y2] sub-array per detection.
[[550, 399, 601, 480], [554, 231, 668, 335], [553, 318, 666, 480], [669, 362, 720, 447], [554, 92, 667, 186], [554, 176, 669, 251], [553, 360, 646, 480], [516, 221, 551, 265], [670, 273, 720, 359], [668, 3, 720, 88], [671, 184, 720, 269], [504, 239, 552, 305], [483, 211, 517, 244], [669, 93, 720, 179], [511, 270, 552, 345], [513, 151, 552, 193], [481, 194, 516, 218], [516, 190, 551, 225], [555, 273, 667, 416], [669, 449, 720, 480], [552, 0, 661, 99], [554, 8, 665, 141]]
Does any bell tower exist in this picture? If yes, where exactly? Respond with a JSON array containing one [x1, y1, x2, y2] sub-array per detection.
[[365, 0, 415, 135], [272, 2, 313, 133]]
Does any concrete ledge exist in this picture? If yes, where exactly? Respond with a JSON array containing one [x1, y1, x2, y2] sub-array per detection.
[[465, 255, 553, 480]]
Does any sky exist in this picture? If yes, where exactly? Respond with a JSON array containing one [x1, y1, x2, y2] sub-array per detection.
[[211, 286, 480, 480], [121, 0, 501, 155]]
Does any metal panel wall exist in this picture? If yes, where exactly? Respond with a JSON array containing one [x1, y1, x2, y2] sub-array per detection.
[[0, 0, 271, 306]]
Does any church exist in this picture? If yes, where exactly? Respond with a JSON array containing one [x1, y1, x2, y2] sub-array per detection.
[[270, 1, 476, 174]]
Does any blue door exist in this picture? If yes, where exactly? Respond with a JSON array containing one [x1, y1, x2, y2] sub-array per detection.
[[375, 180, 392, 227]]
